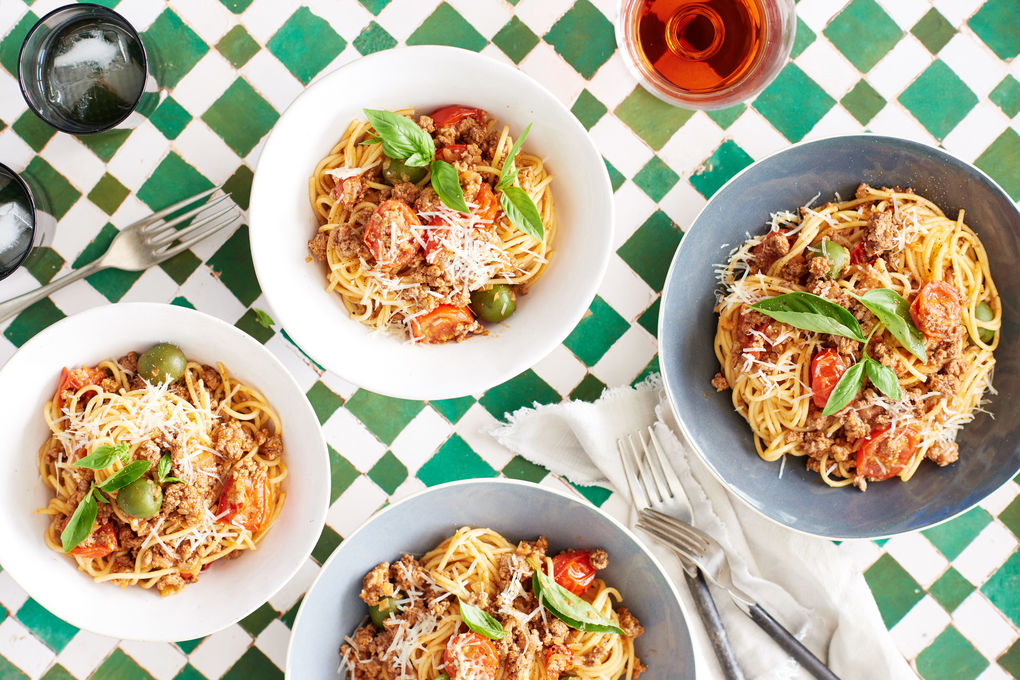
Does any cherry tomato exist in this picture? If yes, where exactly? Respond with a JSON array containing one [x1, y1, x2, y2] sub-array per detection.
[[444, 632, 499, 680], [552, 550, 596, 596], [363, 199, 422, 270], [217, 465, 272, 533], [55, 366, 107, 409], [409, 305, 475, 344], [473, 183, 498, 224], [810, 349, 848, 409], [544, 644, 574, 677], [856, 424, 920, 481], [424, 216, 448, 261], [848, 243, 872, 265], [438, 144, 468, 163], [430, 106, 485, 128], [64, 520, 118, 559], [909, 281, 961, 341]]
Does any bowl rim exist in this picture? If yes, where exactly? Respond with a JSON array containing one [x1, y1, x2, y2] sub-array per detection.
[[658, 132, 1020, 540], [248, 44, 614, 401], [285, 477, 689, 677]]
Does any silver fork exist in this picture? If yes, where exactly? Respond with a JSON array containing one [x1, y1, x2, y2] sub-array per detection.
[[0, 187, 240, 323], [619, 427, 745, 680], [632, 433, 841, 680]]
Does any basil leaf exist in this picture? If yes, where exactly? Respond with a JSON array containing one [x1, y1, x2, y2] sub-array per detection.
[[74, 442, 129, 470], [157, 453, 172, 483], [163, 476, 183, 484], [499, 186, 544, 241], [458, 599, 506, 640], [362, 109, 434, 167], [496, 122, 532, 190], [61, 489, 97, 552], [864, 357, 901, 401], [357, 135, 382, 146], [98, 460, 150, 492], [856, 289, 926, 362], [92, 484, 109, 504], [254, 309, 275, 329], [821, 360, 866, 417], [751, 293, 865, 342], [429, 160, 470, 213], [530, 560, 624, 635]]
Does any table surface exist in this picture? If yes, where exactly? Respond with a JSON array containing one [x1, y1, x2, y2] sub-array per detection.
[[0, 0, 1017, 679]]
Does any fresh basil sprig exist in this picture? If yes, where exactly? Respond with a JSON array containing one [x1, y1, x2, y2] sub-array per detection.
[[495, 124, 544, 241], [821, 330, 902, 416], [458, 599, 506, 640], [254, 308, 275, 329], [855, 289, 926, 361], [60, 488, 98, 552], [98, 460, 150, 492], [529, 559, 624, 635], [750, 293, 865, 342], [157, 454, 182, 484], [430, 160, 471, 213], [496, 123, 532, 190], [865, 358, 900, 400], [74, 442, 129, 470]]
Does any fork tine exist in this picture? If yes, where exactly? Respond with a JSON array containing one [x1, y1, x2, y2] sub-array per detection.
[[635, 520, 703, 561], [642, 508, 710, 552], [629, 434, 662, 505], [639, 428, 673, 503], [139, 186, 222, 229], [144, 193, 234, 237], [634, 433, 667, 505], [646, 426, 686, 497], [618, 436, 651, 509], [148, 203, 238, 245], [156, 213, 239, 258]]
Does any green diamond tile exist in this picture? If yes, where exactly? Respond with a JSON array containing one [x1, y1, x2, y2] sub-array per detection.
[[633, 354, 660, 386], [172, 665, 205, 680], [479, 369, 560, 419], [999, 494, 1020, 538], [219, 0, 254, 13], [221, 647, 282, 680], [73, 224, 142, 301], [571, 482, 612, 507], [78, 129, 130, 163], [999, 639, 1020, 678], [544, 0, 615, 79], [501, 455, 548, 483], [823, 0, 902, 72], [368, 451, 408, 494], [975, 129, 1019, 201], [407, 3, 486, 52], [922, 506, 992, 561], [16, 599, 77, 653], [863, 553, 923, 627], [0, 12, 37, 76], [353, 21, 397, 56], [358, 0, 391, 16], [306, 381, 344, 424], [12, 111, 56, 152], [569, 373, 606, 402], [281, 597, 302, 628], [217, 25, 261, 68], [235, 308, 275, 344], [841, 80, 886, 125], [915, 625, 988, 680], [201, 78, 279, 157], [911, 9, 955, 55], [618, 210, 683, 290], [632, 156, 680, 203], [174, 638, 203, 654], [929, 567, 973, 613], [571, 89, 607, 130], [148, 96, 191, 140], [637, 297, 660, 337], [267, 7, 346, 85], [615, 86, 694, 150], [137, 152, 213, 211], [705, 104, 745, 129], [329, 445, 359, 503], [87, 173, 130, 215], [417, 434, 497, 486], [4, 298, 65, 347], [754, 64, 834, 142], [25, 156, 79, 220], [238, 602, 277, 637], [563, 296, 629, 366], [790, 16, 815, 59], [40, 665, 75, 680], [603, 161, 624, 194], [142, 10, 209, 89], [968, 0, 1019, 60], [345, 391, 425, 445], [158, 249, 202, 286], [429, 396, 475, 424], [92, 648, 156, 680], [223, 164, 255, 211], [171, 296, 195, 309], [0, 656, 28, 680], [22, 247, 63, 285], [208, 225, 261, 306], [690, 140, 753, 198], [899, 61, 977, 140], [312, 526, 342, 565], [493, 16, 539, 64], [981, 549, 1020, 627], [990, 76, 1020, 118]]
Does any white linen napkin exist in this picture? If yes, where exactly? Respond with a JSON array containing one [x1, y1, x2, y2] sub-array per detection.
[[491, 375, 917, 680]]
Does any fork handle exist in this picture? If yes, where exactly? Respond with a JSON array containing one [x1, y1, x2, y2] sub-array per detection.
[[685, 570, 745, 680], [0, 260, 102, 324], [749, 604, 840, 680]]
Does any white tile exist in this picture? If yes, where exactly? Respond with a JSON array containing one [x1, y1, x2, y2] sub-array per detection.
[[176, 269, 248, 321], [659, 113, 725, 177], [611, 181, 656, 248], [326, 475, 386, 536], [881, 0, 931, 30], [172, 51, 239, 116], [305, 0, 374, 43], [50, 200, 110, 259], [49, 283, 108, 318], [377, 0, 441, 43], [390, 475, 427, 503], [932, 0, 984, 27], [976, 665, 1013, 680], [513, 0, 568, 37], [321, 408, 386, 470], [519, 42, 586, 108], [479, 42, 515, 66], [0, 70, 28, 124], [455, 403, 514, 470], [239, 0, 296, 43], [254, 619, 290, 671], [187, 624, 252, 680], [796, 40, 859, 99], [42, 135, 107, 195], [107, 125, 171, 191], [889, 595, 950, 659], [728, 109, 789, 160], [590, 325, 656, 387], [659, 179, 708, 234], [320, 370, 359, 400], [587, 54, 639, 111], [952, 592, 1016, 659], [942, 103, 1011, 163], [588, 115, 654, 178], [532, 344, 588, 396], [978, 480, 1019, 518], [447, 0, 512, 37], [55, 629, 119, 679], [0, 131, 34, 174], [941, 33, 1009, 99], [241, 51, 304, 114], [265, 334, 321, 392], [173, 120, 241, 184], [867, 37, 932, 100], [169, 0, 234, 45], [884, 532, 949, 588], [119, 640, 187, 680], [795, 0, 846, 33], [119, 266, 180, 304], [837, 539, 884, 573], [0, 572, 28, 615], [112, 0, 165, 31], [867, 104, 938, 145], [389, 407, 453, 474], [0, 618, 53, 679], [953, 522, 1018, 585], [596, 255, 655, 323]]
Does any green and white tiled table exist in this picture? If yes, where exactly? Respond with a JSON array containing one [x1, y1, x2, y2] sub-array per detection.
[[0, 0, 1017, 678]]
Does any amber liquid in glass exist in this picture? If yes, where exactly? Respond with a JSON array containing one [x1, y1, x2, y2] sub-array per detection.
[[636, 0, 766, 94]]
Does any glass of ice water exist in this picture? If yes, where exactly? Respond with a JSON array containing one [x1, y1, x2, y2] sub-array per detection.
[[0, 164, 39, 281], [17, 3, 150, 134]]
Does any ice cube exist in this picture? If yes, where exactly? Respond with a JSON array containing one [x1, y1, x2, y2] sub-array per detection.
[[0, 201, 32, 255]]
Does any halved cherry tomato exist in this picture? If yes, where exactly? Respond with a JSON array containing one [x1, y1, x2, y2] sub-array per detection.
[[444, 632, 499, 680], [363, 199, 422, 270], [545, 644, 574, 677], [62, 520, 118, 559], [473, 183, 498, 224], [810, 349, 848, 409], [856, 424, 920, 481], [909, 281, 961, 341], [424, 216, 448, 261], [438, 144, 468, 163], [848, 243, 870, 265], [409, 305, 475, 344], [552, 550, 596, 596], [55, 366, 107, 409], [217, 465, 272, 533], [430, 106, 485, 128]]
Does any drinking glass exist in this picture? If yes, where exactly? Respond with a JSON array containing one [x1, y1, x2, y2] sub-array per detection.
[[0, 164, 39, 281]]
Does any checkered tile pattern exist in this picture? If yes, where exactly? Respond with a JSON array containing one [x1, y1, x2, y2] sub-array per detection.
[[1, 0, 1018, 678]]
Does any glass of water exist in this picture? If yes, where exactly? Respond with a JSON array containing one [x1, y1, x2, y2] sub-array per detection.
[[17, 3, 150, 134], [0, 164, 39, 281]]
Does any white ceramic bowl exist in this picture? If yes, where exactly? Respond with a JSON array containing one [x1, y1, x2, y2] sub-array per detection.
[[0, 303, 329, 641], [249, 46, 613, 400]]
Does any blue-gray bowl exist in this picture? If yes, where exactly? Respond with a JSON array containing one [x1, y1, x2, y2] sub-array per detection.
[[660, 135, 1020, 539], [286, 479, 694, 679]]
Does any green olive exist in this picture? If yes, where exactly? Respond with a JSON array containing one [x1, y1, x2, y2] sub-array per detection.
[[116, 477, 163, 519], [820, 240, 849, 279], [369, 594, 402, 628], [973, 301, 995, 344], [382, 156, 427, 185], [137, 343, 187, 384], [470, 285, 517, 323]]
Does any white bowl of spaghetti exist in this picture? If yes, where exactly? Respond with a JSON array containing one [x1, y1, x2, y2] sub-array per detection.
[[249, 46, 613, 400], [0, 303, 329, 640]]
